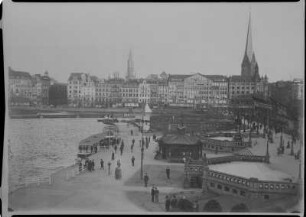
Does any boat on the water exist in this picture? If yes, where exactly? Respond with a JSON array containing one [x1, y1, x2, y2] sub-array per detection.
[[97, 114, 119, 125], [77, 125, 120, 159]]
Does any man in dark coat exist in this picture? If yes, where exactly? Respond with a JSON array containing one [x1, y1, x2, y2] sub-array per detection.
[[144, 173, 149, 187], [120, 145, 124, 156], [92, 160, 95, 171], [165, 195, 171, 212], [100, 159, 104, 169], [131, 143, 134, 153], [111, 152, 115, 160], [151, 185, 155, 202], [166, 166, 170, 179], [107, 161, 112, 175], [170, 195, 177, 209], [131, 156, 135, 167]]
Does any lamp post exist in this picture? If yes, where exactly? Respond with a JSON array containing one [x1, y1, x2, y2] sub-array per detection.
[[140, 105, 145, 180]]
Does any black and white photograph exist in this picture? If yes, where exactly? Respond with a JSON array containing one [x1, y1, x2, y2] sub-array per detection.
[[2, 1, 304, 215]]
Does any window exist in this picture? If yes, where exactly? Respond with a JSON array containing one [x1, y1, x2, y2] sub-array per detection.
[[240, 191, 246, 197], [224, 186, 230, 192], [210, 182, 215, 187], [232, 189, 238, 194], [217, 184, 222, 190], [264, 195, 269, 200]]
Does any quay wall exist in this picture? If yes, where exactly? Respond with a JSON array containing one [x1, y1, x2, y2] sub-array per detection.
[[203, 169, 299, 200]]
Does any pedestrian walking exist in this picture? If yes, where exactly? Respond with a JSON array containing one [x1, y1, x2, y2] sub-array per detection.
[[170, 195, 177, 209], [117, 159, 121, 167], [114, 145, 118, 153], [111, 152, 115, 160], [120, 145, 124, 156], [144, 173, 149, 187], [166, 166, 170, 179], [88, 160, 92, 171], [154, 187, 159, 203], [92, 160, 95, 171], [107, 161, 112, 175], [100, 159, 104, 169], [131, 143, 134, 153], [79, 162, 82, 172], [131, 156, 135, 166], [132, 138, 135, 145], [165, 195, 171, 212], [151, 185, 155, 202]]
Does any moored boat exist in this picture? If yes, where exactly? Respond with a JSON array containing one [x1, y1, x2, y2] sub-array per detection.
[[77, 125, 120, 159], [97, 114, 119, 124]]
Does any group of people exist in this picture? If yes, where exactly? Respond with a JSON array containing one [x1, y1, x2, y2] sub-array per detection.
[[84, 159, 95, 171], [165, 194, 199, 212], [151, 185, 160, 203]]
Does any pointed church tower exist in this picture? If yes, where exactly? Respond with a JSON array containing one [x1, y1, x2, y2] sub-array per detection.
[[241, 13, 260, 81], [126, 49, 135, 80]]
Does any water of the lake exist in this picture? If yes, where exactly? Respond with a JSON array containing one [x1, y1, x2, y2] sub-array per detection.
[[6, 118, 105, 192]]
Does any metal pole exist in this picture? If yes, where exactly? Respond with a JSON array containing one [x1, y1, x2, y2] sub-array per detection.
[[140, 107, 144, 180]]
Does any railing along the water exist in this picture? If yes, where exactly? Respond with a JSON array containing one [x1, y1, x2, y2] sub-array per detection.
[[24, 175, 52, 187]]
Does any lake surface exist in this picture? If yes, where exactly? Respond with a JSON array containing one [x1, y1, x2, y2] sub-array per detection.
[[6, 118, 105, 192]]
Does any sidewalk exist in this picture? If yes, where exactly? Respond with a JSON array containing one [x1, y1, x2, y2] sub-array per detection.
[[8, 123, 171, 212]]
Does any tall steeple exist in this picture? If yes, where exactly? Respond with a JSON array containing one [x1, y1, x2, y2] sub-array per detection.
[[127, 49, 135, 80], [241, 12, 260, 80], [245, 13, 253, 63]]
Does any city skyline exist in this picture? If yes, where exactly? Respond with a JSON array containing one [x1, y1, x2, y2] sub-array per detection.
[[3, 2, 304, 83]]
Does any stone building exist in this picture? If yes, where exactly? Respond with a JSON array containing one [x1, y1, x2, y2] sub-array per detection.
[[120, 80, 139, 107], [8, 67, 33, 105]]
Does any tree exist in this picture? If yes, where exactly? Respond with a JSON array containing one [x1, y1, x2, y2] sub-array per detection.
[[230, 203, 249, 212], [203, 199, 222, 212]]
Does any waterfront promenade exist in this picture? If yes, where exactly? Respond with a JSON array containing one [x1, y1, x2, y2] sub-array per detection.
[[8, 121, 302, 213], [8, 122, 188, 213]]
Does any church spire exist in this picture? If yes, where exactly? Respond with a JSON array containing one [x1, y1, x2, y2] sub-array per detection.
[[241, 12, 259, 79], [245, 12, 254, 62], [127, 49, 135, 80]]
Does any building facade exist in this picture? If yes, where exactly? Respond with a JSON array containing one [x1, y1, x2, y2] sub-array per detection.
[[8, 67, 33, 103]]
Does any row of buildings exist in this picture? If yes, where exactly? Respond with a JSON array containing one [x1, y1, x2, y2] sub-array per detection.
[[7, 67, 67, 106], [7, 15, 303, 109]]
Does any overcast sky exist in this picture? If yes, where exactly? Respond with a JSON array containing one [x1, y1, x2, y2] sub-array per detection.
[[3, 2, 304, 83]]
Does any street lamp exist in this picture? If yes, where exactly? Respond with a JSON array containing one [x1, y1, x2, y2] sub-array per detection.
[[140, 105, 145, 180]]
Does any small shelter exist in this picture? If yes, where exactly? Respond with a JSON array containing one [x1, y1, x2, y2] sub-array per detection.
[[158, 124, 202, 162]]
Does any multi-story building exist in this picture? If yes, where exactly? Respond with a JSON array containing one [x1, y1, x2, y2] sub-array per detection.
[[183, 73, 211, 106], [157, 81, 169, 104], [138, 80, 151, 104], [67, 73, 96, 107], [168, 74, 189, 104], [31, 71, 51, 105], [205, 75, 229, 106], [82, 75, 97, 107], [147, 80, 158, 105], [108, 78, 124, 106], [120, 80, 139, 107], [67, 72, 84, 107], [8, 67, 33, 103], [229, 15, 269, 100]]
